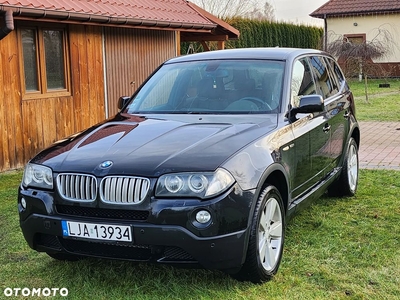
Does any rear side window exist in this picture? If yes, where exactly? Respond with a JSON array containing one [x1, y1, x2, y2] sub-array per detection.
[[309, 56, 338, 99], [330, 58, 349, 91], [324, 57, 343, 90]]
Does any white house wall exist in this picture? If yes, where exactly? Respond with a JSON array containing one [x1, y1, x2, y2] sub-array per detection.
[[327, 14, 400, 63]]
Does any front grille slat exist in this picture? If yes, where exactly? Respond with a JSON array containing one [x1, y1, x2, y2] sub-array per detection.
[[67, 175, 72, 198], [60, 175, 65, 196], [91, 178, 96, 199], [70, 175, 75, 199], [128, 178, 135, 203], [100, 176, 150, 204], [134, 179, 140, 203], [141, 180, 149, 200], [75, 175, 79, 199], [104, 177, 110, 201], [121, 178, 128, 203], [116, 178, 123, 202], [85, 177, 90, 199], [80, 176, 85, 200]]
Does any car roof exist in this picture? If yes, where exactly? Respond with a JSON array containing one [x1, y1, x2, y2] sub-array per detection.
[[166, 47, 326, 64]]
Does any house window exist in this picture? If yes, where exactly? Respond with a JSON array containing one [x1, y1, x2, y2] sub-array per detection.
[[345, 34, 366, 45], [19, 24, 70, 99]]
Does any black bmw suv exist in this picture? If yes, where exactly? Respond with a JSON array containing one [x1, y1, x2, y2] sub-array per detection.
[[18, 48, 359, 283]]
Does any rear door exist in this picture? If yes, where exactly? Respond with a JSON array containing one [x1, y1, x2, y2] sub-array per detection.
[[323, 57, 351, 168]]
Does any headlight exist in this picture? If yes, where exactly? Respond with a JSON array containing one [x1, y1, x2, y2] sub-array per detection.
[[22, 163, 53, 189], [155, 168, 235, 199]]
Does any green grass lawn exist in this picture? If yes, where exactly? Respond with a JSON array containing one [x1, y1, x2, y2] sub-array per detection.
[[1, 170, 399, 299], [348, 78, 400, 121]]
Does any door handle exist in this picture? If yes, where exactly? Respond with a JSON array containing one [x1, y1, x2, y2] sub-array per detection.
[[344, 111, 350, 119], [323, 124, 331, 133]]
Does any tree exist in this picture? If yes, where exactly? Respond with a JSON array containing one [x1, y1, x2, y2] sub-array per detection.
[[190, 0, 275, 20], [326, 27, 396, 102]]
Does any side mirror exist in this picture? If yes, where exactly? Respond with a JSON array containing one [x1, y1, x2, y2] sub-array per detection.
[[291, 95, 324, 115], [117, 96, 131, 110]]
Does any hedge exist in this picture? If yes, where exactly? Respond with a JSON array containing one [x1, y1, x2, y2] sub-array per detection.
[[181, 18, 323, 54]]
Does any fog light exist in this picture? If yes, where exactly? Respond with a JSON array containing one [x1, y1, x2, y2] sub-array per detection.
[[21, 198, 27, 209], [196, 210, 211, 224]]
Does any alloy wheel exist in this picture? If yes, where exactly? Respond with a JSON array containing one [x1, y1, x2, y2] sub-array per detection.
[[258, 197, 283, 271], [347, 143, 358, 192]]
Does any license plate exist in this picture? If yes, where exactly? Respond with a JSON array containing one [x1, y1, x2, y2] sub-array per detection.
[[61, 221, 132, 242]]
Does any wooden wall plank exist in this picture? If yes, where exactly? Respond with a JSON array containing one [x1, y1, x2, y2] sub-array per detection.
[[0, 29, 23, 170], [41, 98, 57, 146], [86, 25, 104, 126], [55, 97, 73, 140], [0, 25, 6, 169], [21, 100, 39, 162], [69, 24, 84, 133]]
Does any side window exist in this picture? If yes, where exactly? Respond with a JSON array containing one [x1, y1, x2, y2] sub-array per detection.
[[324, 57, 341, 92], [331, 58, 349, 91], [310, 56, 338, 99], [291, 58, 316, 108]]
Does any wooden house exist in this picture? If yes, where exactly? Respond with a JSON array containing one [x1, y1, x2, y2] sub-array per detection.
[[0, 0, 239, 172]]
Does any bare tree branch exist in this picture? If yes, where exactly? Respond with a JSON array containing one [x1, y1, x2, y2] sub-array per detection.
[[190, 0, 275, 20]]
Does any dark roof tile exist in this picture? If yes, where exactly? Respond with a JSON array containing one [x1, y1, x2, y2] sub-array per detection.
[[311, 0, 400, 18], [0, 0, 213, 25]]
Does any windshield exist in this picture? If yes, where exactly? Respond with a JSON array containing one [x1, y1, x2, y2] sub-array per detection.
[[124, 60, 284, 115]]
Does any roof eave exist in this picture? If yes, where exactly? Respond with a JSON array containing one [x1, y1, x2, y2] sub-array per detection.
[[186, 1, 239, 40], [310, 9, 400, 19], [0, 5, 217, 31]]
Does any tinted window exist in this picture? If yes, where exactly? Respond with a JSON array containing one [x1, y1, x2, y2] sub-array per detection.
[[329, 58, 349, 91], [291, 58, 316, 107], [310, 56, 338, 99], [323, 57, 340, 92]]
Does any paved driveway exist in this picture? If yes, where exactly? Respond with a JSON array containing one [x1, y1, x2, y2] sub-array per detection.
[[358, 121, 400, 170]]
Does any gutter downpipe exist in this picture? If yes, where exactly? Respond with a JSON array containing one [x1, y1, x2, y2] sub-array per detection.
[[102, 27, 109, 119], [324, 14, 327, 51], [0, 9, 14, 40]]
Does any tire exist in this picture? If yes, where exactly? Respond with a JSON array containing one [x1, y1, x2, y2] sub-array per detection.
[[231, 185, 285, 283], [46, 252, 83, 261], [328, 137, 359, 197]]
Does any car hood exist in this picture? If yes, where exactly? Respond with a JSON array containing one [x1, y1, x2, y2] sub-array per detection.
[[32, 114, 278, 177]]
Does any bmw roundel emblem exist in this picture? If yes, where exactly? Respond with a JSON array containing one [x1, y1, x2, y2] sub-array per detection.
[[100, 160, 113, 169]]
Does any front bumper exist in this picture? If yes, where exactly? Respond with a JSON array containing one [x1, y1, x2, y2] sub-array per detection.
[[18, 184, 255, 271]]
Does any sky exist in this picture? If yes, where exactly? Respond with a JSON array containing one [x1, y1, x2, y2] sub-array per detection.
[[270, 0, 328, 26]]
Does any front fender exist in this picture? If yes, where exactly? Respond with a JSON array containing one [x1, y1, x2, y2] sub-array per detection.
[[222, 148, 275, 191]]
